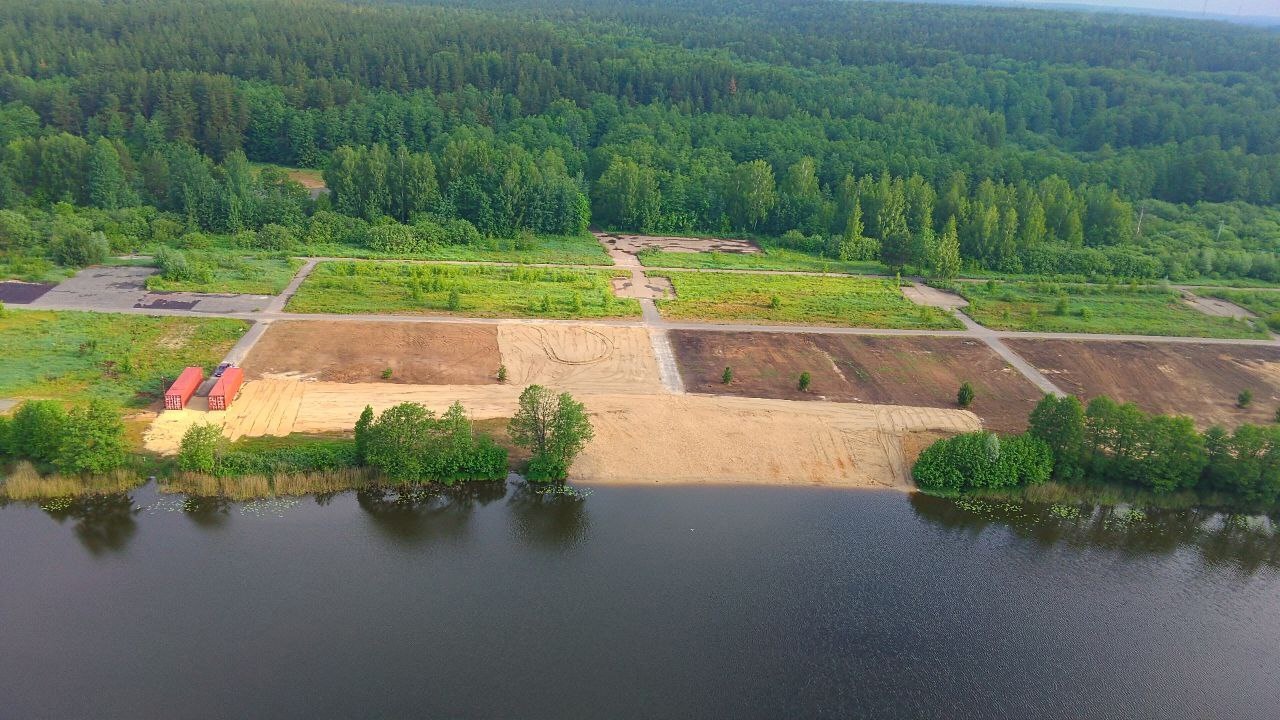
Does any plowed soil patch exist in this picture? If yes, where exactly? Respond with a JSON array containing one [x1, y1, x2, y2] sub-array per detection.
[[1006, 339, 1280, 429], [241, 321, 500, 384], [672, 331, 1040, 432]]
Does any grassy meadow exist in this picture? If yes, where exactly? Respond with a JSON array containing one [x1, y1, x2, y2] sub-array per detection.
[[956, 281, 1267, 338], [145, 253, 303, 295], [653, 272, 962, 328], [287, 261, 641, 318], [0, 310, 247, 405]]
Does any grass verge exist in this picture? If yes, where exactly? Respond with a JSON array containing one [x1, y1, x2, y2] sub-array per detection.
[[653, 272, 961, 329], [287, 261, 640, 318], [954, 281, 1267, 338]]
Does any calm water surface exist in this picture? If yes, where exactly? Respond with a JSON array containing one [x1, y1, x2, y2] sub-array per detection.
[[1, 483, 1277, 719]]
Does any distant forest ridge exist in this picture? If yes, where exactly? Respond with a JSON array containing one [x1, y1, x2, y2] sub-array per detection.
[[891, 0, 1280, 26], [1, 0, 1279, 281]]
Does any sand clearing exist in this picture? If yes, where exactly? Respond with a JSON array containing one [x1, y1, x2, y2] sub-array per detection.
[[496, 324, 663, 393], [144, 379, 977, 487]]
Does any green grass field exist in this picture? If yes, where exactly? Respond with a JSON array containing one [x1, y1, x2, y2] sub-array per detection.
[[0, 310, 248, 406], [287, 261, 641, 318], [956, 281, 1267, 338], [653, 272, 961, 328], [305, 233, 612, 266], [144, 254, 303, 294], [637, 247, 886, 275]]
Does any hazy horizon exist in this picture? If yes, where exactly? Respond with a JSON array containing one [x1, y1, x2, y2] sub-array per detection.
[[1015, 0, 1280, 18]]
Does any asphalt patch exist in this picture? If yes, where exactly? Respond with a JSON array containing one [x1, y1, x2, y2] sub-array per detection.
[[0, 281, 56, 304], [138, 298, 199, 310]]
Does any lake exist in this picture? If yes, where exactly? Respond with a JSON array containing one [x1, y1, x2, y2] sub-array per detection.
[[1, 482, 1277, 719]]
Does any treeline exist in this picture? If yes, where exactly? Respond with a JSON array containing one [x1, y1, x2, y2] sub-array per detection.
[[0, 399, 128, 476], [1, 0, 1279, 280], [324, 137, 587, 236], [915, 394, 1280, 509]]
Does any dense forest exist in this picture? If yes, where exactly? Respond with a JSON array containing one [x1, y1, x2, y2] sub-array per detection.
[[0, 0, 1278, 280]]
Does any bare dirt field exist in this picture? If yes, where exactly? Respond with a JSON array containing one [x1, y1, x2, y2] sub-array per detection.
[[594, 231, 760, 255], [671, 331, 1041, 432], [902, 284, 967, 309], [1006, 339, 1280, 428], [611, 272, 675, 299], [144, 380, 978, 487], [241, 321, 502, 384], [496, 324, 664, 393]]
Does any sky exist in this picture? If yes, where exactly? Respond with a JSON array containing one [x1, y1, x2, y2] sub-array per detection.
[[1017, 1, 1280, 18]]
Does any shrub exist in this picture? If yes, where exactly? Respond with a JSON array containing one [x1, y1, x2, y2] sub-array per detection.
[[365, 223, 422, 254], [447, 289, 462, 310], [52, 228, 109, 267], [178, 423, 223, 473], [443, 218, 482, 246], [722, 366, 733, 385], [770, 295, 781, 310], [381, 368, 393, 380], [10, 400, 68, 464], [362, 401, 506, 484], [912, 432, 1052, 491], [354, 405, 375, 464], [798, 372, 811, 392], [957, 382, 975, 408], [54, 399, 127, 475], [255, 223, 296, 251], [215, 440, 358, 477], [497, 364, 508, 383], [1238, 389, 1253, 408]]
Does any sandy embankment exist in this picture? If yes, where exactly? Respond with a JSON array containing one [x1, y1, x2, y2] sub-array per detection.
[[145, 321, 979, 487]]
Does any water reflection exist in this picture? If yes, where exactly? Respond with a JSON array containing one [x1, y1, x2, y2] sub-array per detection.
[[42, 493, 138, 555], [506, 483, 590, 549], [357, 481, 506, 546], [910, 493, 1280, 574], [181, 495, 232, 529]]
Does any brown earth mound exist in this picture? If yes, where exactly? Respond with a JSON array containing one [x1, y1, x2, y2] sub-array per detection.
[[1006, 339, 1280, 429], [241, 321, 501, 384], [671, 331, 1041, 432]]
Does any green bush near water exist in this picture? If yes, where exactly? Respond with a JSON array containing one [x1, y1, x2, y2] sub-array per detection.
[[913, 432, 1052, 492]]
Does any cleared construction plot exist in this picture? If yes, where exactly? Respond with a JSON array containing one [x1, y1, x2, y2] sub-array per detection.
[[286, 261, 641, 319], [653, 271, 962, 329], [672, 331, 1040, 432], [145, 382, 978, 487], [238, 321, 659, 392], [956, 281, 1266, 339], [595, 231, 760, 255], [496, 325, 663, 393], [241, 321, 502, 384], [1006, 339, 1280, 428]]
